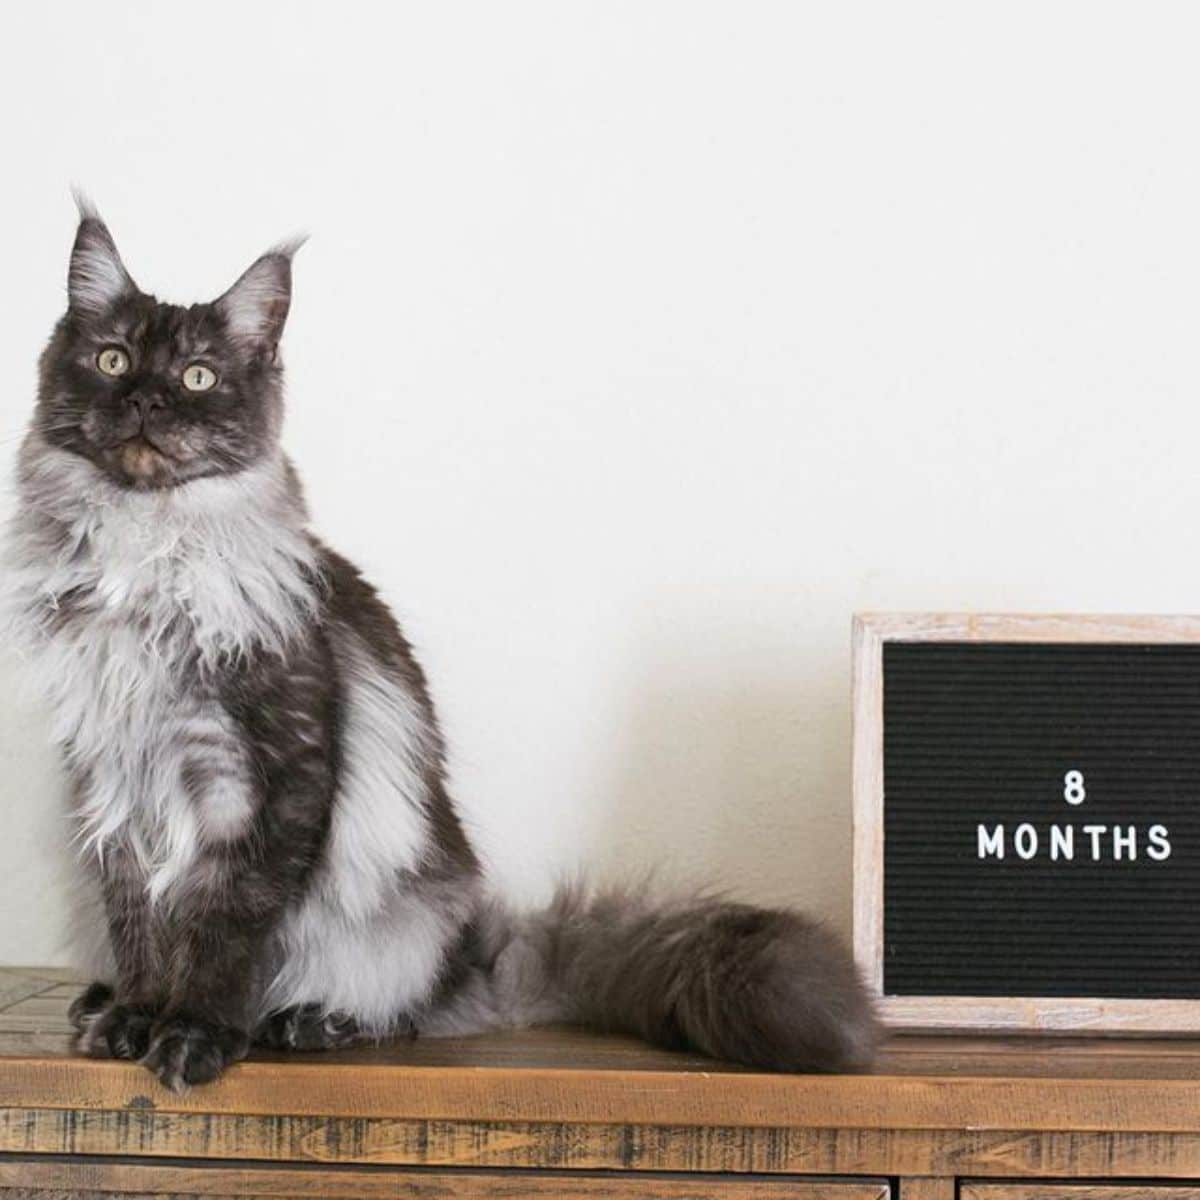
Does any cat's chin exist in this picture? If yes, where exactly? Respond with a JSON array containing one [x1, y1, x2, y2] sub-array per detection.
[[97, 437, 175, 489], [55, 440, 247, 495]]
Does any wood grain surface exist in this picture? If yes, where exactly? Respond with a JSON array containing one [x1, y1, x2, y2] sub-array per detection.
[[899, 1182, 955, 1200], [4, 968, 1200, 1181], [4, 970, 1200, 1134], [962, 1187, 1200, 1200], [0, 1158, 891, 1199]]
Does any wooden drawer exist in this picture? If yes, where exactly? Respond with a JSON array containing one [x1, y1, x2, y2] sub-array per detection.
[[963, 1187, 1200, 1200], [0, 1159, 891, 1199]]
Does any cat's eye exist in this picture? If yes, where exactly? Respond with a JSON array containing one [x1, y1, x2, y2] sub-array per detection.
[[181, 363, 218, 393], [96, 347, 130, 377]]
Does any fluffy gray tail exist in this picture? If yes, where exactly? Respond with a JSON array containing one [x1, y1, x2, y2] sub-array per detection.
[[422, 883, 880, 1072]]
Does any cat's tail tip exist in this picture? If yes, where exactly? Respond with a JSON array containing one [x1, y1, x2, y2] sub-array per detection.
[[447, 883, 882, 1074], [635, 901, 883, 1073]]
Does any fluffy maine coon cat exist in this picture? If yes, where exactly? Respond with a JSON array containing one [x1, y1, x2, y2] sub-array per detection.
[[1, 202, 878, 1091]]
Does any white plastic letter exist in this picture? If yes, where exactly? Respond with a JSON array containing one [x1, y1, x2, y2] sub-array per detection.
[[1050, 824, 1074, 861], [1014, 823, 1038, 860], [1112, 825, 1136, 861], [977, 824, 1005, 860], [1083, 824, 1107, 860], [1148, 824, 1172, 862]]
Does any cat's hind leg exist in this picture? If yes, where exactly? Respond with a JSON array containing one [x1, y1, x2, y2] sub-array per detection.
[[253, 1004, 404, 1051]]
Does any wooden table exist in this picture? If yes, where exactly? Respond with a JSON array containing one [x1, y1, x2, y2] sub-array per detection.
[[1, 967, 1200, 1198]]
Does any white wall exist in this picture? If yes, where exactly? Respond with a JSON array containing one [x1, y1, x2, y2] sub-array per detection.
[[2, 2, 1199, 964]]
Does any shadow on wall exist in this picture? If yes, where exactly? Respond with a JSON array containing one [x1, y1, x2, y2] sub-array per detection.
[[584, 638, 853, 937], [0, 656, 76, 964]]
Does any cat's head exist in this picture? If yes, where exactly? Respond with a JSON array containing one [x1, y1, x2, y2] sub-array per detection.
[[34, 199, 302, 491]]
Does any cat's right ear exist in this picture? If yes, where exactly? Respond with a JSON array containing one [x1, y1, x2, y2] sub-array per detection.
[[67, 192, 136, 317], [215, 237, 305, 354]]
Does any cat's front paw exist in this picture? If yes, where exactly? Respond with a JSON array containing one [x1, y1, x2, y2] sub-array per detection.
[[69, 985, 159, 1062], [104, 1005, 156, 1060], [141, 1016, 249, 1092], [69, 981, 115, 1056], [68, 981, 114, 1036]]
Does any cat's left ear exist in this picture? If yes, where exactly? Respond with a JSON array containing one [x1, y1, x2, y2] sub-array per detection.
[[68, 194, 137, 316], [215, 237, 306, 355]]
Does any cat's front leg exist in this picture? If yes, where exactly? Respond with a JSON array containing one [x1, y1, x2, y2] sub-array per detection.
[[138, 647, 334, 1090], [139, 931, 257, 1090], [71, 840, 166, 1061], [139, 777, 332, 1089], [138, 876, 274, 1091]]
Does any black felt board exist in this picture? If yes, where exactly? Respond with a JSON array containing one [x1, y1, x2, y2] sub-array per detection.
[[882, 641, 1200, 998]]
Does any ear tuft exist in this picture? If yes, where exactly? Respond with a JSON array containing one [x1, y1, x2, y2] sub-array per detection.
[[67, 193, 136, 316], [70, 186, 102, 223], [215, 237, 304, 351], [271, 233, 309, 260]]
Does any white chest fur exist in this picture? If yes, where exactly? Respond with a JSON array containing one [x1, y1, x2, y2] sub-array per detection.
[[3, 450, 320, 896]]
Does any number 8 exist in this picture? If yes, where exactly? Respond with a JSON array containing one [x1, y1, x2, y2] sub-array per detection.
[[1064, 769, 1086, 805]]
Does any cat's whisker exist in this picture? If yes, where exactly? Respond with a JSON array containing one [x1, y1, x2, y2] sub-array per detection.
[[0, 423, 76, 447]]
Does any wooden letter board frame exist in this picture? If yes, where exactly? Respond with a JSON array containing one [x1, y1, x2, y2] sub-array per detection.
[[852, 611, 1200, 1035]]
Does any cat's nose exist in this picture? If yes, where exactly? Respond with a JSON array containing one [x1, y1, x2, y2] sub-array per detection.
[[127, 393, 165, 423]]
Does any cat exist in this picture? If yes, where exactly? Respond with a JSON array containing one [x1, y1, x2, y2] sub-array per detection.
[[1, 199, 879, 1092]]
